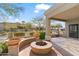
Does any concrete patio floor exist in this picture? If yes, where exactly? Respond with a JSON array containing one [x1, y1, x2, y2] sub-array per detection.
[[19, 44, 62, 56], [51, 37, 79, 56]]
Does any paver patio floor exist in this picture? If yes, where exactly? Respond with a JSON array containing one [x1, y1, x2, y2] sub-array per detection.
[[19, 44, 62, 56], [51, 37, 79, 56]]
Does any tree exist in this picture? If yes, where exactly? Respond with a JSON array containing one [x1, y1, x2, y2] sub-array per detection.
[[0, 4, 24, 32], [32, 16, 44, 30], [22, 21, 26, 24], [0, 4, 24, 18], [21, 21, 26, 29], [25, 22, 32, 31], [17, 22, 32, 31], [21, 21, 32, 31]]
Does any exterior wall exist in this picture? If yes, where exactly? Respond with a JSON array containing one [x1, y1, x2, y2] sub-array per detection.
[[65, 19, 79, 38], [0, 23, 4, 31]]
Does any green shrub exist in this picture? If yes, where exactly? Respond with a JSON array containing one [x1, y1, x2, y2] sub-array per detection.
[[0, 43, 8, 53], [39, 32, 45, 40], [29, 32, 34, 36]]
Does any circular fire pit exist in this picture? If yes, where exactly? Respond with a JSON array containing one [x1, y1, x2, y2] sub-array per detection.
[[31, 41, 52, 55]]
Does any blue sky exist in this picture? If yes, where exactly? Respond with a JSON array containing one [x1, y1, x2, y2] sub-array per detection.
[[0, 3, 65, 28], [7, 3, 53, 22]]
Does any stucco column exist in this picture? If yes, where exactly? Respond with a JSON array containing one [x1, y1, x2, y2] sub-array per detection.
[[43, 16, 51, 41], [65, 22, 69, 38]]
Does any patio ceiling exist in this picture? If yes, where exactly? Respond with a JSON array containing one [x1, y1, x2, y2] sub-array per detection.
[[45, 3, 79, 21]]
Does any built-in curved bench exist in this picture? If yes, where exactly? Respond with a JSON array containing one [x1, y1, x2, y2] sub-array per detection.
[[19, 37, 35, 51], [5, 37, 35, 55]]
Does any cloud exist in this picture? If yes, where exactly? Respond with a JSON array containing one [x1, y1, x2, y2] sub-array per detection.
[[15, 19, 19, 21], [8, 17, 21, 23], [35, 4, 51, 10], [34, 4, 51, 13], [34, 10, 39, 13]]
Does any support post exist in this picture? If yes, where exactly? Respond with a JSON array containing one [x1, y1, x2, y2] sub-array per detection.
[[44, 16, 51, 41]]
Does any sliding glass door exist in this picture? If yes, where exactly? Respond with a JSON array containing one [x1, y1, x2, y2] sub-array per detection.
[[69, 24, 79, 38]]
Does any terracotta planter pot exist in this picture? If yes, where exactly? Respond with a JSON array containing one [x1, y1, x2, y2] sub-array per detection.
[[6, 37, 21, 46], [31, 41, 52, 55]]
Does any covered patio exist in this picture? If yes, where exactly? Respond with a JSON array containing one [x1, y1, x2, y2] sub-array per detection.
[[44, 3, 79, 40], [44, 3, 79, 56]]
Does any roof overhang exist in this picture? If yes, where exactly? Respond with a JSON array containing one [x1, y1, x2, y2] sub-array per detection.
[[45, 3, 79, 21]]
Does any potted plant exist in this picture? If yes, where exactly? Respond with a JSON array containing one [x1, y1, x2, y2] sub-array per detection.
[[39, 31, 45, 40], [0, 42, 8, 55], [35, 31, 46, 46]]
